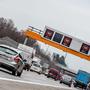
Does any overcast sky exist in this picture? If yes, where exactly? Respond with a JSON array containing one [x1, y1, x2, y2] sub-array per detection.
[[0, 0, 90, 72]]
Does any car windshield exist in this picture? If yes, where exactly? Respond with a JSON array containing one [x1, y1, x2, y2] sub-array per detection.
[[49, 69, 59, 75], [0, 46, 17, 56], [33, 63, 40, 67], [18, 52, 24, 59], [63, 75, 72, 80]]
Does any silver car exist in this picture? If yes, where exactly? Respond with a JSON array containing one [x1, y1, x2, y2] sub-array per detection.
[[60, 74, 73, 87], [0, 44, 25, 77]]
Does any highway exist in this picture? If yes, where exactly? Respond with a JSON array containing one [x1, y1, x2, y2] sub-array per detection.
[[0, 68, 79, 90]]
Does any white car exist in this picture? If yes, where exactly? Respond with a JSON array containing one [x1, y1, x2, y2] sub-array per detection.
[[32, 57, 41, 63], [30, 62, 42, 74]]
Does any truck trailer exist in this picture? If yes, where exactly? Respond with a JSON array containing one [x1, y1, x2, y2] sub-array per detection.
[[74, 70, 90, 89]]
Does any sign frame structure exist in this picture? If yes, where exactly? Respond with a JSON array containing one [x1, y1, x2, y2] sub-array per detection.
[[42, 26, 90, 56], [24, 27, 90, 61]]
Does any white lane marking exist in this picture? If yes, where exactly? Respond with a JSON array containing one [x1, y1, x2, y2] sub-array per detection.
[[0, 77, 76, 90]]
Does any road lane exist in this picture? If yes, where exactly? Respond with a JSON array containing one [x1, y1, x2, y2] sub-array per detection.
[[0, 68, 79, 90], [0, 78, 78, 90], [0, 69, 69, 87]]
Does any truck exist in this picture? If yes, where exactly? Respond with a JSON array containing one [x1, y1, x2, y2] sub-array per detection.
[[74, 70, 90, 89], [18, 44, 36, 71]]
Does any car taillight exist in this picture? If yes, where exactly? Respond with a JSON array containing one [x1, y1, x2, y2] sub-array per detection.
[[14, 56, 20, 63]]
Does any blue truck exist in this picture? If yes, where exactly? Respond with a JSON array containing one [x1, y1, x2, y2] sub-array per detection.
[[74, 70, 90, 89]]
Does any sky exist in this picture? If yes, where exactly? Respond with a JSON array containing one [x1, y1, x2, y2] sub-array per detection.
[[0, 0, 90, 73]]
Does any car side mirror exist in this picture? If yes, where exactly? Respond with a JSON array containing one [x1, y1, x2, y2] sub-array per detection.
[[23, 59, 27, 62]]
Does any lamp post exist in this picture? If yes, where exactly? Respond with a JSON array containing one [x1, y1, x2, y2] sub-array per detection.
[[45, 44, 50, 54], [64, 51, 67, 60], [23, 37, 28, 45]]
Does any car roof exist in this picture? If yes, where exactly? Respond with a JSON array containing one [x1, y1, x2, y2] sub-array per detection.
[[0, 44, 22, 54], [63, 74, 72, 78], [32, 57, 41, 61], [50, 68, 59, 72]]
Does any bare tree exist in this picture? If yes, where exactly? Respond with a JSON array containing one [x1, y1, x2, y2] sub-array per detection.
[[0, 17, 18, 39], [0, 17, 39, 46]]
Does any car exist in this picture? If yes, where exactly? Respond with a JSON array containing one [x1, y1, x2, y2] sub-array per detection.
[[42, 68, 49, 76], [23, 59, 31, 71], [0, 44, 25, 77], [42, 63, 49, 76], [47, 68, 62, 81], [86, 82, 90, 90], [31, 57, 41, 64], [60, 74, 73, 87], [30, 62, 42, 74]]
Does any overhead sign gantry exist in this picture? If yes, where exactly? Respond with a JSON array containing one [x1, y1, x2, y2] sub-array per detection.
[[24, 26, 90, 61]]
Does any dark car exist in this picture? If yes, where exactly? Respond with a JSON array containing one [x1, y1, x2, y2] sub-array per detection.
[[86, 82, 90, 90], [47, 68, 62, 80], [23, 59, 31, 71], [0, 44, 25, 77]]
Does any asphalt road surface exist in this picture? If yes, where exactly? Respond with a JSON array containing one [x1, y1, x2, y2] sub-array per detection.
[[0, 68, 79, 90]]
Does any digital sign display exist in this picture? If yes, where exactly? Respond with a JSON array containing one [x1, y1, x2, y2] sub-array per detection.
[[53, 32, 63, 43], [62, 36, 72, 47], [80, 43, 90, 54], [43, 29, 54, 40]]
